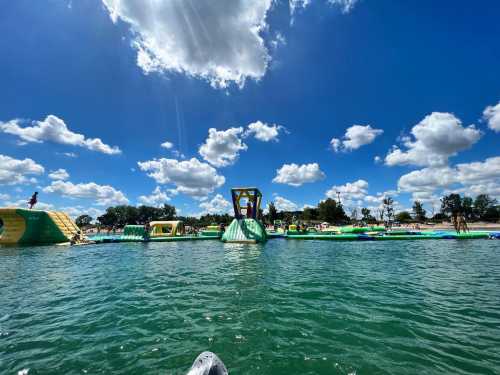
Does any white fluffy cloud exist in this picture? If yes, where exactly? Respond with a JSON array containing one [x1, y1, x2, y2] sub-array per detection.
[[102, 0, 272, 88], [326, 179, 368, 200], [199, 127, 248, 167], [398, 167, 456, 193], [48, 168, 69, 180], [398, 156, 500, 199], [4, 199, 55, 211], [331, 125, 383, 152], [0, 115, 121, 155], [61, 206, 104, 220], [273, 163, 326, 186], [0, 154, 44, 185], [199, 194, 232, 214], [385, 112, 481, 167], [329, 0, 358, 13], [290, 0, 358, 15], [245, 121, 284, 142], [483, 101, 500, 132], [273, 196, 299, 211], [138, 157, 225, 197], [138, 186, 170, 206], [161, 141, 174, 149], [43, 180, 129, 206]]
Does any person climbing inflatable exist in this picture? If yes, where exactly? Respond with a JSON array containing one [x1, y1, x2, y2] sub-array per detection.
[[28, 192, 38, 209]]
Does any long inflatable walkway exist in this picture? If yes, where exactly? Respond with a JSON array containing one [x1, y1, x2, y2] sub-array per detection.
[[0, 208, 80, 245]]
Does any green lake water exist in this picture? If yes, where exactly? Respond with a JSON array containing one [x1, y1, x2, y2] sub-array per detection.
[[1, 239, 500, 374]]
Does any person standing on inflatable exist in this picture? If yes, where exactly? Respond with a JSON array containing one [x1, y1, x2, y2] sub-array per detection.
[[28, 192, 38, 209]]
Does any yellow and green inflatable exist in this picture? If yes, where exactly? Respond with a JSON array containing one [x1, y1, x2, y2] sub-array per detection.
[[0, 208, 81, 245]]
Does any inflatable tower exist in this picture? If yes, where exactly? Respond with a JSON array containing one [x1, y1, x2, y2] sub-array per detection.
[[222, 188, 267, 243]]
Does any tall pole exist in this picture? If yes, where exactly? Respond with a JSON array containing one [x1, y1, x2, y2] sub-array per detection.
[[336, 191, 341, 205]]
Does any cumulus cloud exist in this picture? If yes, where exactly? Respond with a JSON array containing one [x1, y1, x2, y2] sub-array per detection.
[[273, 163, 326, 186], [331, 125, 383, 152], [102, 0, 272, 88], [138, 186, 170, 206], [245, 121, 285, 142], [385, 112, 481, 167], [0, 115, 121, 155], [43, 180, 129, 206], [199, 194, 232, 214], [61, 206, 104, 220], [161, 141, 174, 149], [199, 127, 248, 167], [398, 167, 456, 193], [398, 156, 500, 199], [48, 168, 69, 181], [138, 157, 225, 198], [0, 193, 10, 201], [329, 0, 358, 13], [273, 196, 299, 211], [290, 0, 358, 15], [4, 199, 54, 211], [0, 154, 44, 185], [326, 179, 369, 201], [483, 101, 500, 132]]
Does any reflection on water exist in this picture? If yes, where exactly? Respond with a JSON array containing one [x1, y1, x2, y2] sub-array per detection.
[[1, 239, 500, 374]]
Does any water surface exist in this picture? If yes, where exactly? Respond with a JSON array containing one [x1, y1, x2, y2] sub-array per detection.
[[1, 240, 500, 374]]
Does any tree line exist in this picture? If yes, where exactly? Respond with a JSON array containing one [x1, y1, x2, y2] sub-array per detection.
[[75, 193, 499, 229], [75, 204, 233, 229]]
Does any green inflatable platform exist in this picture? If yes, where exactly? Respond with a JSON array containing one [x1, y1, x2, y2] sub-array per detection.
[[0, 208, 81, 245], [222, 219, 267, 243]]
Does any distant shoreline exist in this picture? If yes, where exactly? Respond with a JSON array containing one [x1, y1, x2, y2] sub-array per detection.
[[404, 222, 500, 231]]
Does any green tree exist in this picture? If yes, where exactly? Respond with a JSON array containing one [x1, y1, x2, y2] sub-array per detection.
[[268, 202, 278, 224], [137, 205, 160, 224], [383, 197, 394, 223], [97, 208, 118, 227], [474, 194, 497, 220], [395, 211, 412, 223], [361, 208, 376, 223], [301, 207, 318, 222], [75, 214, 93, 228], [412, 201, 426, 222], [440, 194, 462, 217], [160, 204, 176, 220], [318, 198, 347, 224], [462, 196, 474, 220], [483, 206, 500, 222]]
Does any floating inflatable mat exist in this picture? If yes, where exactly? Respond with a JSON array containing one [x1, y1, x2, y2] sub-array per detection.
[[286, 234, 360, 241]]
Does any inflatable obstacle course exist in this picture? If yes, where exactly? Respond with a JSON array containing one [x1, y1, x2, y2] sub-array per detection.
[[222, 218, 267, 243], [201, 225, 223, 238], [222, 188, 267, 243], [0, 208, 81, 245]]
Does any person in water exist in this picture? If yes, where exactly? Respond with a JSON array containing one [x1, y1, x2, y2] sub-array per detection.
[[452, 213, 459, 233], [458, 213, 469, 233], [143, 222, 151, 240], [28, 192, 38, 209]]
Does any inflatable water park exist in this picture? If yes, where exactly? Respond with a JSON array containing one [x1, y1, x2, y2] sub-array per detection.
[[1, 187, 499, 246]]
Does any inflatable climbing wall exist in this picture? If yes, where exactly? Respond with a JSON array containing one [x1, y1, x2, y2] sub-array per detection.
[[0, 208, 81, 245]]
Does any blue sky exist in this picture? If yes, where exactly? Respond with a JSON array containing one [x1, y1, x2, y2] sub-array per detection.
[[1, 0, 499, 219]]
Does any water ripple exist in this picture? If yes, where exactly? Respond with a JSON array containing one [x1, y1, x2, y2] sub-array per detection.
[[1, 240, 500, 374]]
